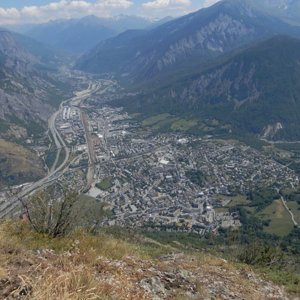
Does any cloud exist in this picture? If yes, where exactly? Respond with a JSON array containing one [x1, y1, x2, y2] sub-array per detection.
[[142, 0, 191, 17], [0, 0, 133, 24], [0, 0, 222, 25], [143, 0, 191, 9]]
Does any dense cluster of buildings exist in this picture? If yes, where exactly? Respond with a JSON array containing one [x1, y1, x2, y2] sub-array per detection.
[[5, 78, 298, 234], [68, 105, 298, 233]]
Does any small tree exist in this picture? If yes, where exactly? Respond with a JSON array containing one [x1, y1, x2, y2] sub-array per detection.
[[20, 190, 79, 237], [19, 189, 108, 237]]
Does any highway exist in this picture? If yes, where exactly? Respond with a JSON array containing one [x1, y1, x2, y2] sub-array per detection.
[[0, 81, 101, 218], [48, 106, 68, 173]]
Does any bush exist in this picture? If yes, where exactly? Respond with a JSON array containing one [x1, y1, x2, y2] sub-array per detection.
[[238, 241, 283, 267], [20, 190, 108, 237]]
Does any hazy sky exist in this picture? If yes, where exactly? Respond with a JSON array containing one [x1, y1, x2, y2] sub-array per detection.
[[0, 0, 220, 24]]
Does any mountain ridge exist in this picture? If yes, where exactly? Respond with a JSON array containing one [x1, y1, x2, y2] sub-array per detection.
[[75, 0, 300, 81], [0, 29, 71, 187], [114, 35, 300, 140], [19, 14, 168, 55]]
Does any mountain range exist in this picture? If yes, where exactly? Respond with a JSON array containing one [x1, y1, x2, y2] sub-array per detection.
[[2, 0, 300, 187], [2, 0, 300, 143], [75, 0, 300, 140], [75, 0, 300, 81], [0, 2, 300, 294], [12, 15, 168, 55], [116, 35, 300, 140]]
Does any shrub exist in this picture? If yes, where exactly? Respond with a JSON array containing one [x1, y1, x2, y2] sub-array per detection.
[[20, 190, 108, 237], [237, 241, 283, 267]]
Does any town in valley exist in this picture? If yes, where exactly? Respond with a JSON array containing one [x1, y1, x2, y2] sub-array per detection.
[[1, 78, 299, 233]]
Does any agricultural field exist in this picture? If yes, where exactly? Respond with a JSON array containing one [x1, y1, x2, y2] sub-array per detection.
[[171, 119, 198, 131], [287, 201, 300, 224], [258, 200, 294, 236], [142, 114, 171, 126]]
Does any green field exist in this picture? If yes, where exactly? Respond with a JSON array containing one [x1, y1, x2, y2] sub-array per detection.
[[171, 119, 198, 131], [142, 114, 199, 132], [215, 207, 229, 213], [214, 194, 254, 217], [215, 194, 249, 207], [259, 200, 294, 236], [287, 201, 300, 224], [96, 177, 114, 191], [227, 195, 249, 207], [142, 114, 171, 126], [153, 117, 177, 130]]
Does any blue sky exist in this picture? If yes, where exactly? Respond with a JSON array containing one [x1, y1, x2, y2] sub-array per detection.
[[0, 1, 48, 8], [0, 0, 220, 24]]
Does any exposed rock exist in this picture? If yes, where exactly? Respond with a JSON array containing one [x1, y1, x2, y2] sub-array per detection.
[[262, 122, 284, 139]]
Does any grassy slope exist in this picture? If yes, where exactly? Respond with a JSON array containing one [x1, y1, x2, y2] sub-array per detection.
[[288, 201, 300, 224], [0, 221, 295, 300], [258, 200, 294, 237], [141, 113, 221, 134], [0, 139, 45, 188]]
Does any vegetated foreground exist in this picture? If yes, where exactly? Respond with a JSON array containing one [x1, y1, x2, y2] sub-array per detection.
[[0, 221, 296, 300]]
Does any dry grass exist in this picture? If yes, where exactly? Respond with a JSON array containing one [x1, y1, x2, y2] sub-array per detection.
[[0, 267, 7, 278], [31, 268, 111, 300], [0, 221, 292, 300], [0, 221, 161, 299], [3, 222, 155, 299]]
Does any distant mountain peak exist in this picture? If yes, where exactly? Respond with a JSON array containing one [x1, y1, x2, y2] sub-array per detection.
[[23, 14, 154, 54]]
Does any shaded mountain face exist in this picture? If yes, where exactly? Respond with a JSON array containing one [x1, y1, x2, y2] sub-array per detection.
[[75, 0, 300, 80], [0, 30, 67, 186], [0, 30, 67, 141], [0, 29, 75, 187], [23, 15, 154, 55], [11, 31, 72, 67], [118, 35, 300, 140]]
